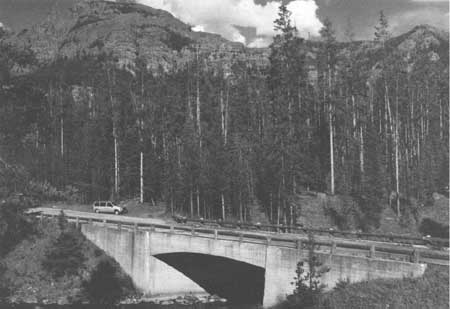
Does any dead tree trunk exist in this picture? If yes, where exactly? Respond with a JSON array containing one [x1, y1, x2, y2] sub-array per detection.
[[328, 64, 335, 195], [394, 79, 400, 217], [107, 68, 120, 197]]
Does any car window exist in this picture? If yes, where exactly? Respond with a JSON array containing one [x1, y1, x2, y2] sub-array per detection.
[[100, 202, 106, 206], [94, 202, 99, 206], [107, 202, 113, 207]]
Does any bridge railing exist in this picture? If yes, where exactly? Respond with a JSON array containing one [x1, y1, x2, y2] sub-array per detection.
[[33, 211, 449, 265], [175, 216, 449, 248]]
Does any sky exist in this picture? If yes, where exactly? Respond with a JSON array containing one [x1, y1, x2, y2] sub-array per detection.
[[0, 0, 448, 46], [314, 0, 449, 40], [139, 0, 324, 47]]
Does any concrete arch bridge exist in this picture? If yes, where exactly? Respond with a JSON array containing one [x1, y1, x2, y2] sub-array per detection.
[[32, 209, 448, 307]]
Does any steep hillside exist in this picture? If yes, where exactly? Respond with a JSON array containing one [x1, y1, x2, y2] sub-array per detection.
[[294, 191, 448, 235], [2, 215, 136, 304]]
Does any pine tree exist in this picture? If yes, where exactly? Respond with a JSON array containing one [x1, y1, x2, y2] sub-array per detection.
[[286, 234, 329, 308], [319, 18, 338, 195], [356, 122, 386, 230], [268, 3, 307, 225], [374, 10, 390, 46]]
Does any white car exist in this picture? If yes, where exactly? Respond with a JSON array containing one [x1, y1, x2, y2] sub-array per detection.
[[92, 201, 126, 215]]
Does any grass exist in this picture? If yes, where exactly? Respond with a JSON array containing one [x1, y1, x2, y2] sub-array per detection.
[[318, 265, 449, 309]]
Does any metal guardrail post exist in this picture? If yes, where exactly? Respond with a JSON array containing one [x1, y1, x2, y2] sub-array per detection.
[[88, 218, 93, 225], [133, 223, 138, 233], [117, 222, 121, 231], [75, 217, 80, 229], [191, 227, 195, 236], [266, 237, 271, 245], [103, 219, 107, 226], [413, 250, 420, 263], [239, 233, 243, 242], [330, 241, 336, 255], [369, 245, 376, 258], [214, 230, 218, 240], [296, 239, 302, 250], [170, 225, 174, 234]]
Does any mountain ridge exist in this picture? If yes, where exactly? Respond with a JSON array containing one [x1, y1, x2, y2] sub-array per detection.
[[1, 0, 448, 73], [6, 1, 261, 71]]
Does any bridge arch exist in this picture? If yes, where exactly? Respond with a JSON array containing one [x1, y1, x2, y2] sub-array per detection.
[[154, 252, 265, 304], [146, 232, 268, 268]]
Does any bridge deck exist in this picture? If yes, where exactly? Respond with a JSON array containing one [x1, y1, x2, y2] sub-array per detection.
[[27, 207, 449, 266]]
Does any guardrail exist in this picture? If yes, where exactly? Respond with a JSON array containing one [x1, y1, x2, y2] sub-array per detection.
[[174, 216, 449, 248], [33, 211, 449, 265]]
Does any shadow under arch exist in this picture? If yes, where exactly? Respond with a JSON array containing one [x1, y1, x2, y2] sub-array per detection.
[[154, 252, 265, 305]]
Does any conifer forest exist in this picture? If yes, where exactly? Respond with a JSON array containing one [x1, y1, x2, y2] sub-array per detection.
[[0, 3, 448, 231]]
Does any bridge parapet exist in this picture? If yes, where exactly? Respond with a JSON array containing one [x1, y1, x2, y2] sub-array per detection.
[[32, 210, 449, 265]]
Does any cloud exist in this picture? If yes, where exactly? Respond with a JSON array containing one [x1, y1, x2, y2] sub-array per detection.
[[137, 0, 323, 46], [248, 37, 272, 48], [390, 7, 449, 33]]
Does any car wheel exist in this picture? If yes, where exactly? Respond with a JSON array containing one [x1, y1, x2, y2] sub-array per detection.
[[114, 210, 119, 215], [95, 209, 99, 213]]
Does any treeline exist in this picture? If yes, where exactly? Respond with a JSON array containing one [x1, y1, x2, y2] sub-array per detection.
[[0, 8, 448, 229]]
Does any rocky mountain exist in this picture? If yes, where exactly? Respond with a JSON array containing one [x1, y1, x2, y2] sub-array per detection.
[[390, 24, 449, 64], [1, 1, 448, 76], [0, 22, 10, 39], [6, 1, 269, 72]]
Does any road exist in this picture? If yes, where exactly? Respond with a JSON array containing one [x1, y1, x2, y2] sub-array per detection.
[[27, 207, 167, 225]]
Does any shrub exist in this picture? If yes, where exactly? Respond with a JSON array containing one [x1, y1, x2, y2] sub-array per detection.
[[0, 201, 34, 257], [0, 262, 9, 301], [82, 259, 134, 305], [285, 234, 330, 309], [334, 278, 351, 291], [324, 196, 361, 230], [318, 265, 449, 309], [28, 181, 82, 203], [57, 210, 68, 231], [0, 162, 29, 199], [419, 218, 449, 238], [42, 227, 86, 278]]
